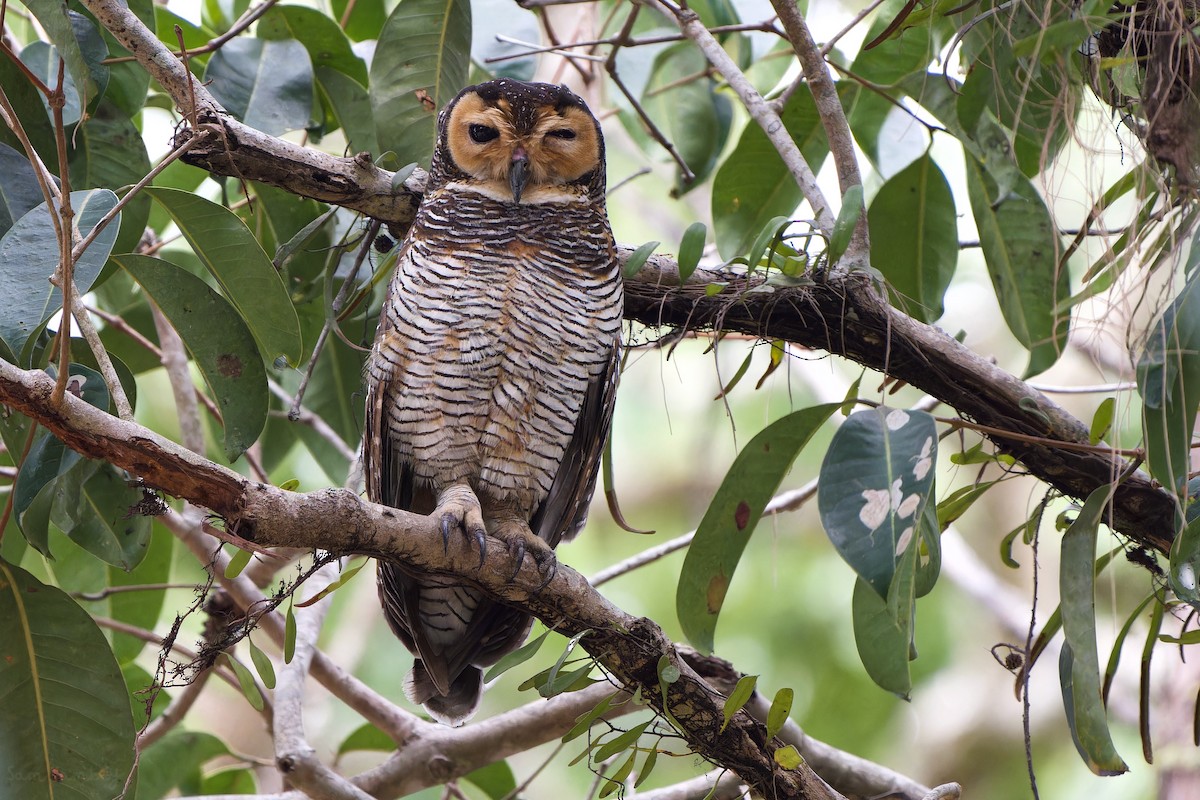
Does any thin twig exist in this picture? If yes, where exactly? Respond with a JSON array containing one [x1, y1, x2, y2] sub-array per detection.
[[651, 0, 834, 233], [49, 58, 75, 408]]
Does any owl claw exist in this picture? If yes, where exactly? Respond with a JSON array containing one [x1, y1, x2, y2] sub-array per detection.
[[433, 486, 488, 564]]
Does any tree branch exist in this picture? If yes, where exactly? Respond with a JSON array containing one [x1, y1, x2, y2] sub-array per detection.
[[0, 359, 841, 800]]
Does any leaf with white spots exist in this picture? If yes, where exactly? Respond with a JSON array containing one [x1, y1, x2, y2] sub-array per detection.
[[818, 406, 938, 598]]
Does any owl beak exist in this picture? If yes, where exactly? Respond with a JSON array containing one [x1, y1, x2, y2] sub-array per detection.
[[509, 147, 530, 203]]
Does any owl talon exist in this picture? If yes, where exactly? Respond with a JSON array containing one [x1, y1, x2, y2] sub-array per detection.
[[507, 538, 526, 581], [433, 486, 489, 561]]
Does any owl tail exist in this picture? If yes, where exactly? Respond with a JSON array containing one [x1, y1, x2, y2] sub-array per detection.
[[405, 659, 482, 727]]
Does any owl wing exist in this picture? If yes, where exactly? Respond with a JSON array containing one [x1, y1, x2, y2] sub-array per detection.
[[530, 333, 622, 547]]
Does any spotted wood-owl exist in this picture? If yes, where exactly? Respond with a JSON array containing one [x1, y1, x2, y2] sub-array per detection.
[[364, 79, 622, 725]]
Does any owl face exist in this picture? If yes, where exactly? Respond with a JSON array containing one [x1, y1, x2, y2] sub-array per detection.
[[435, 79, 605, 205]]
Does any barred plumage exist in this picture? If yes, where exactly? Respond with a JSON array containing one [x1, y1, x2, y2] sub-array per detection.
[[363, 79, 621, 725]]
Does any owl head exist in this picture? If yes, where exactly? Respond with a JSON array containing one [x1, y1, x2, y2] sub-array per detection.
[[429, 79, 606, 205]]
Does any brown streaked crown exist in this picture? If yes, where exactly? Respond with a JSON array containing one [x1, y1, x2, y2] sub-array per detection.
[[429, 79, 606, 203]]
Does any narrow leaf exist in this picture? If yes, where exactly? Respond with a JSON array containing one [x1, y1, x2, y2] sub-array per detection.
[[1059, 485, 1128, 775], [296, 558, 366, 607], [766, 687, 793, 738], [677, 222, 707, 284], [284, 600, 297, 664], [483, 627, 550, 682], [225, 547, 252, 578], [248, 637, 276, 690], [828, 185, 863, 265], [593, 721, 650, 763], [678, 404, 838, 652], [622, 241, 659, 279], [224, 653, 265, 711], [721, 674, 757, 732]]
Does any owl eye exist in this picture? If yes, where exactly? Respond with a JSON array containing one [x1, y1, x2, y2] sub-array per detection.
[[546, 129, 576, 140], [468, 124, 499, 143]]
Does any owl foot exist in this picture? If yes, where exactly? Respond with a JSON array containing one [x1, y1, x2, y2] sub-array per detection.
[[434, 485, 488, 568], [493, 521, 557, 589]]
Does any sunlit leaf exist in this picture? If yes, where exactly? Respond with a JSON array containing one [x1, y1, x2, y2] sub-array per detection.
[[766, 687, 793, 738], [337, 722, 393, 755], [721, 674, 757, 732], [248, 637, 276, 690]]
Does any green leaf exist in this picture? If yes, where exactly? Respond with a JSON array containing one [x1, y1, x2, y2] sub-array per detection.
[[51, 461, 153, 570], [69, 103, 152, 254], [593, 721, 650, 763], [296, 558, 366, 607], [599, 750, 637, 797], [766, 687, 793, 738], [284, 599, 297, 663], [115, 253, 270, 459], [332, 0, 387, 41], [316, 68, 379, 156], [201, 767, 257, 794], [868, 154, 957, 322], [464, 760, 518, 799], [774, 744, 803, 769], [851, 536, 919, 698], [827, 185, 863, 265], [679, 403, 838, 653], [646, 44, 733, 194], [224, 546, 252, 579], [964, 155, 1069, 377], [622, 241, 659, 279], [22, 0, 97, 118], [635, 746, 658, 788], [0, 143, 46, 238], [136, 729, 230, 799], [483, 627, 550, 682], [224, 652, 265, 711], [145, 188, 303, 365], [818, 406, 937, 597], [936, 481, 997, 528], [259, 5, 367, 84], [0, 560, 137, 800], [205, 38, 314, 136], [337, 722, 393, 755], [1058, 485, 1128, 775], [370, 0, 472, 167], [1137, 262, 1200, 498], [677, 222, 707, 284], [712, 89, 828, 259], [720, 674, 757, 732], [563, 690, 622, 742], [248, 637, 276, 690], [1089, 397, 1115, 445], [0, 189, 120, 362]]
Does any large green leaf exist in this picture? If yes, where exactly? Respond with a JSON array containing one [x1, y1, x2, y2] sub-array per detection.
[[851, 548, 915, 699], [642, 44, 732, 195], [712, 88, 829, 259], [678, 403, 838, 653], [0, 560, 137, 800], [21, 0, 98, 119], [1059, 486, 1129, 775], [144, 187, 302, 366], [0, 143, 45, 238], [332, 0, 387, 41], [204, 38, 315, 136], [316, 68, 379, 156], [136, 730, 229, 799], [868, 153, 958, 322], [69, 103, 152, 254], [818, 406, 937, 598], [115, 254, 269, 460], [0, 52, 58, 164], [0, 189, 120, 363], [107, 523, 173, 663], [370, 0, 472, 167], [50, 460, 153, 570], [964, 154, 1069, 377], [259, 5, 367, 84]]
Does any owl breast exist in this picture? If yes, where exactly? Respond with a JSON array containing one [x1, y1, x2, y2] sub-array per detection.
[[370, 189, 621, 517]]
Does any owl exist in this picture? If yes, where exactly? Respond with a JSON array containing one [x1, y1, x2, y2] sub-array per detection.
[[363, 79, 622, 725]]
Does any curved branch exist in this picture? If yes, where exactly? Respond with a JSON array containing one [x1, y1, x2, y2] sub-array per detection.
[[0, 360, 841, 800]]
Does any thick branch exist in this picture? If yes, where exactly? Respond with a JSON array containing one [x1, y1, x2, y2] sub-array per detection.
[[0, 360, 840, 800], [622, 255, 1175, 551]]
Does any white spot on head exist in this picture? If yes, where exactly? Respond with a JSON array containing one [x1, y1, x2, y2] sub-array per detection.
[[885, 409, 910, 430]]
